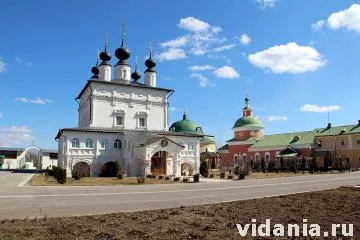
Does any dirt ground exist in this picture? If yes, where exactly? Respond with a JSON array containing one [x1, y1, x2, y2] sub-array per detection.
[[0, 187, 358, 239]]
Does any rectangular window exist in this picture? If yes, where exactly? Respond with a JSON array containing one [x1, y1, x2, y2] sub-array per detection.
[[356, 139, 360, 145], [188, 144, 194, 151], [116, 116, 123, 126], [139, 117, 146, 127], [340, 137, 345, 146], [326, 138, 330, 148], [265, 154, 270, 161]]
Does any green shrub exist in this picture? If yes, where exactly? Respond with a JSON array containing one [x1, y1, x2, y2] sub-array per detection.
[[238, 173, 245, 180], [220, 172, 225, 179], [234, 166, 240, 175], [137, 177, 145, 184], [55, 168, 67, 184], [193, 174, 200, 182]]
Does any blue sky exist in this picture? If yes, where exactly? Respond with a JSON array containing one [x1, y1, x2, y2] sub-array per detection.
[[0, 0, 360, 149]]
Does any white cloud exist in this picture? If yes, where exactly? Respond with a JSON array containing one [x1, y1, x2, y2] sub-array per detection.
[[159, 17, 227, 60], [190, 47, 208, 56], [213, 44, 236, 52], [311, 20, 325, 31], [157, 48, 187, 61], [170, 106, 178, 112], [189, 65, 215, 71], [239, 34, 251, 45], [257, 0, 277, 8], [0, 58, 7, 73], [213, 66, 240, 79], [327, 4, 360, 32], [0, 126, 33, 147], [160, 36, 189, 48], [178, 17, 210, 32], [300, 104, 340, 113], [268, 115, 288, 122], [248, 42, 326, 74], [190, 73, 215, 88], [15, 97, 53, 105], [15, 57, 32, 67]]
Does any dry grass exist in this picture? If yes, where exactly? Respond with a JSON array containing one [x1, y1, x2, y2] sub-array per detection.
[[245, 171, 311, 179], [0, 187, 358, 239], [208, 171, 312, 180], [31, 174, 177, 186]]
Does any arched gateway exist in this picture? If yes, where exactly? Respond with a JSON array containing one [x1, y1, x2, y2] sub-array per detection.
[[151, 151, 169, 175], [72, 161, 91, 177]]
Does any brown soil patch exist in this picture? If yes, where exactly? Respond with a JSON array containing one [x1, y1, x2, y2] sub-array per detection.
[[0, 187, 358, 239]]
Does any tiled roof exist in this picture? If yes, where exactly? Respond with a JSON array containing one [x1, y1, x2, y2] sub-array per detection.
[[226, 137, 258, 144], [315, 123, 360, 136], [55, 128, 206, 146], [218, 144, 229, 151], [249, 131, 316, 149]]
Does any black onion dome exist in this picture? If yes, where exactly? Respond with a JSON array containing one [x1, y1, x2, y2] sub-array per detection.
[[91, 66, 99, 76], [115, 46, 130, 61], [99, 51, 111, 62], [145, 58, 156, 69], [131, 71, 141, 81]]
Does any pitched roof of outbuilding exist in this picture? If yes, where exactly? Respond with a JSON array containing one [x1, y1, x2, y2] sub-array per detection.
[[314, 123, 360, 136], [55, 128, 207, 147], [249, 131, 316, 149]]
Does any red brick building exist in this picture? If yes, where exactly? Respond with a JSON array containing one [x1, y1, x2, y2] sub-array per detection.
[[218, 97, 315, 171]]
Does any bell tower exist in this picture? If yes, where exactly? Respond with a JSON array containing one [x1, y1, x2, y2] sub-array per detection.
[[243, 95, 253, 117]]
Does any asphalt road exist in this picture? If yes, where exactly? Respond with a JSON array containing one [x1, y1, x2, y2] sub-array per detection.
[[0, 171, 359, 220]]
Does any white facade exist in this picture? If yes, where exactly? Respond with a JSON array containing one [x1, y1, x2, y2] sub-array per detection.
[[57, 44, 201, 178], [78, 82, 169, 131], [0, 146, 58, 170]]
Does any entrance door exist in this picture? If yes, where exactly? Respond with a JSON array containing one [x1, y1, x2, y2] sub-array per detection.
[[151, 151, 167, 175]]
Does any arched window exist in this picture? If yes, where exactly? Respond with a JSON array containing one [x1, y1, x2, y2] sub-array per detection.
[[85, 138, 94, 148], [255, 153, 260, 162], [114, 139, 122, 149], [71, 138, 80, 148], [100, 139, 109, 149]]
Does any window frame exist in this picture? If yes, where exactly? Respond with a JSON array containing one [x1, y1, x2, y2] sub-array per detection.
[[71, 138, 80, 148], [115, 116, 124, 126], [114, 139, 122, 149], [137, 112, 148, 129], [340, 137, 345, 146], [100, 139, 109, 149], [188, 144, 195, 151], [85, 138, 94, 149], [139, 117, 146, 127]]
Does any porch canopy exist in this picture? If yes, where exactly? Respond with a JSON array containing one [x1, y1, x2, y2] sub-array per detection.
[[276, 146, 299, 158]]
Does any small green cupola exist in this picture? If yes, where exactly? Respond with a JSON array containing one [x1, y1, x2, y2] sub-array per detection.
[[232, 95, 264, 130], [169, 112, 203, 134]]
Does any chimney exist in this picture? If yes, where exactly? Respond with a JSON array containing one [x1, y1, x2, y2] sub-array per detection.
[[327, 123, 331, 129]]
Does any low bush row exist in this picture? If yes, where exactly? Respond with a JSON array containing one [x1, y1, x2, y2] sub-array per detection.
[[49, 166, 67, 184]]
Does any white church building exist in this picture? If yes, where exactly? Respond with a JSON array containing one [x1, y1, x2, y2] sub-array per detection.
[[56, 31, 212, 178]]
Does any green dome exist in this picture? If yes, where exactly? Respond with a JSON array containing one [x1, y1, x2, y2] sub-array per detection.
[[233, 116, 263, 129], [169, 112, 203, 134], [200, 136, 216, 144]]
